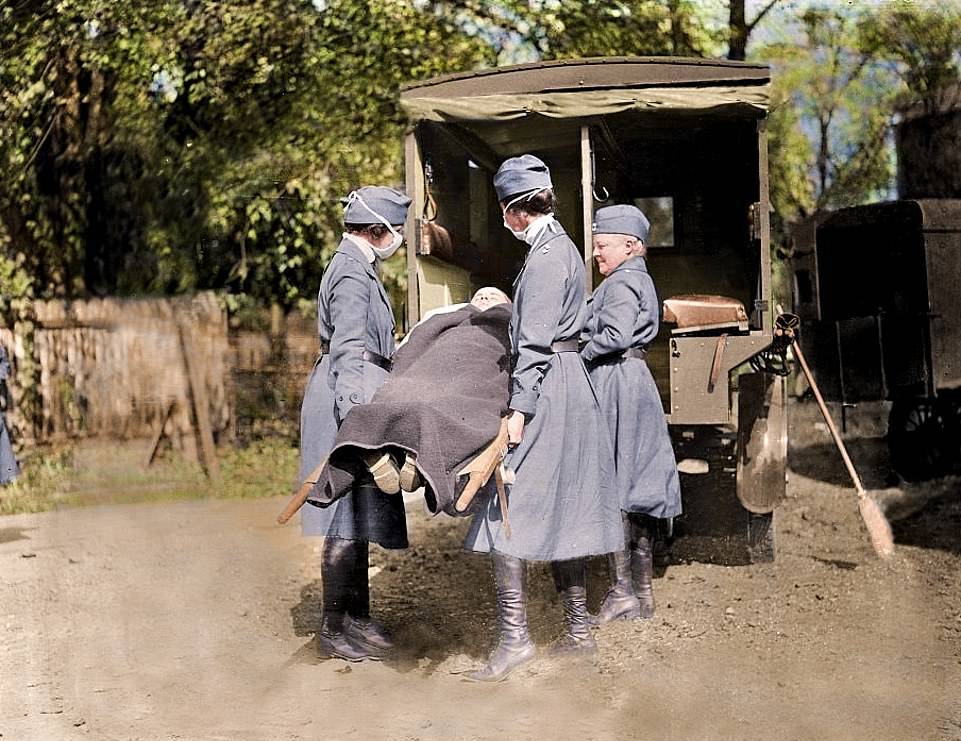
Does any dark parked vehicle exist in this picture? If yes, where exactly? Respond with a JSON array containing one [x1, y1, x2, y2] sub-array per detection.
[[795, 200, 961, 481], [398, 57, 787, 564]]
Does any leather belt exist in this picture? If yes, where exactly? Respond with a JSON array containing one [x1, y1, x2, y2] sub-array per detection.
[[318, 342, 393, 371], [550, 339, 579, 353], [593, 346, 648, 365]]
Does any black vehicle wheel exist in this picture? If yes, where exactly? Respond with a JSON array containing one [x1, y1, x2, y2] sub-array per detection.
[[887, 397, 949, 481]]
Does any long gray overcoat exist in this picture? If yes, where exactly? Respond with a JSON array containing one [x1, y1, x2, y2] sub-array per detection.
[[464, 220, 624, 562], [0, 346, 19, 485], [298, 239, 407, 548], [580, 255, 681, 518]]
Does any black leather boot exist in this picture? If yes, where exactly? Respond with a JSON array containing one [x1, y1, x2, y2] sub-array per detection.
[[464, 552, 536, 682], [590, 513, 642, 625], [589, 550, 642, 625], [317, 537, 377, 662], [549, 559, 597, 657], [343, 539, 393, 655], [629, 514, 656, 619]]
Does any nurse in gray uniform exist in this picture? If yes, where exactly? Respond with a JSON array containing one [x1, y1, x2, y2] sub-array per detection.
[[299, 185, 411, 662], [580, 204, 681, 624], [464, 155, 623, 682], [0, 344, 20, 485]]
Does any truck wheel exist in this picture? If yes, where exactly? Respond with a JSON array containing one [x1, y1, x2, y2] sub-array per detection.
[[888, 397, 948, 481], [747, 511, 775, 563]]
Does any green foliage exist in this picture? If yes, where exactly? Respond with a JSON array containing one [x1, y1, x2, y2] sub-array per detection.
[[433, 0, 724, 61], [857, 1, 961, 100], [1, 0, 490, 308]]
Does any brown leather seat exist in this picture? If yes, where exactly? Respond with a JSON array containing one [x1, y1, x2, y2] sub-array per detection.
[[662, 294, 748, 331]]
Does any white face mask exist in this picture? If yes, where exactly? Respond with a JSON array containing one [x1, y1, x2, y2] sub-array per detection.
[[501, 188, 546, 242], [345, 191, 404, 259]]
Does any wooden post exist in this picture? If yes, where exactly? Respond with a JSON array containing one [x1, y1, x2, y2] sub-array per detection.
[[580, 125, 595, 293], [144, 398, 175, 467], [178, 321, 222, 484]]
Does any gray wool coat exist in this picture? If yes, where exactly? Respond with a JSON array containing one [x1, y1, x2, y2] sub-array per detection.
[[0, 346, 19, 485], [464, 220, 624, 562], [580, 256, 681, 518], [298, 239, 407, 547]]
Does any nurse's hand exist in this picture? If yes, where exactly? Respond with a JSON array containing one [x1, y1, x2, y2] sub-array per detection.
[[507, 409, 525, 447]]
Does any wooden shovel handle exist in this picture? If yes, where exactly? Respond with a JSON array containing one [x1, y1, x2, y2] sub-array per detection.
[[775, 304, 865, 496]]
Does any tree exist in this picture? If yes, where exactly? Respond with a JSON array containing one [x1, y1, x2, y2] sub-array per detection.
[[0, 0, 491, 309], [857, 1, 961, 105], [756, 7, 899, 225], [727, 0, 782, 61], [433, 0, 723, 61]]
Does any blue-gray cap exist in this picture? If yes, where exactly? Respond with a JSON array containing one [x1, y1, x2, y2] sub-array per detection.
[[493, 154, 553, 202], [592, 204, 650, 244], [342, 185, 412, 226]]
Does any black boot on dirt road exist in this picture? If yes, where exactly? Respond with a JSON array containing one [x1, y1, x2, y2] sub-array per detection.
[[589, 548, 642, 625], [318, 537, 382, 661], [630, 515, 656, 619], [549, 559, 597, 658], [464, 552, 535, 682], [344, 540, 393, 655]]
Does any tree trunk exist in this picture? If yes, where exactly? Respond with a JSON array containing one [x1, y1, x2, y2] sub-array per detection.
[[729, 0, 748, 60]]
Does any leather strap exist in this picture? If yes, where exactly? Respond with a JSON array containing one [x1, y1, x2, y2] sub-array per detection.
[[361, 349, 392, 371], [708, 334, 728, 392], [495, 466, 511, 540], [550, 339, 579, 353], [318, 342, 393, 371]]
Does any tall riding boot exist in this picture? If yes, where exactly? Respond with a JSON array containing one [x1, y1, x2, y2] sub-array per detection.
[[549, 559, 597, 657], [629, 514, 657, 619], [343, 539, 393, 655], [318, 538, 374, 662], [464, 552, 536, 682], [590, 513, 642, 625]]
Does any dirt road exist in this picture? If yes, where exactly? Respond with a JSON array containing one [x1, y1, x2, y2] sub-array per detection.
[[2, 402, 960, 741]]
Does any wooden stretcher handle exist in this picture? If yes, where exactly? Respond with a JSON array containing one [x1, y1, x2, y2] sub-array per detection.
[[276, 455, 329, 525], [454, 419, 510, 513]]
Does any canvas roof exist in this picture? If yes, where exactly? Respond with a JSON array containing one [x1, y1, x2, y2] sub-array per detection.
[[400, 57, 771, 122]]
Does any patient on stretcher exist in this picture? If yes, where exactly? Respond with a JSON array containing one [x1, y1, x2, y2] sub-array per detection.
[[306, 287, 512, 516]]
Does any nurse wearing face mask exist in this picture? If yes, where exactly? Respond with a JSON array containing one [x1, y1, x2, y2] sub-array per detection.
[[463, 155, 623, 682], [299, 185, 411, 662]]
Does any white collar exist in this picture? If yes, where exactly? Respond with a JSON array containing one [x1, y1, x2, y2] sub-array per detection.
[[524, 214, 556, 246], [343, 233, 376, 264]]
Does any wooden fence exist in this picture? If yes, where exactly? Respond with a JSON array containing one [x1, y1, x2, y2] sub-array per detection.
[[0, 293, 231, 452]]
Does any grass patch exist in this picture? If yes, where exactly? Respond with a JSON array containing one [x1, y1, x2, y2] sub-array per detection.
[[0, 436, 300, 515]]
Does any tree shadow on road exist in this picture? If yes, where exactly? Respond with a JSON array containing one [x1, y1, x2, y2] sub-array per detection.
[[788, 437, 896, 490]]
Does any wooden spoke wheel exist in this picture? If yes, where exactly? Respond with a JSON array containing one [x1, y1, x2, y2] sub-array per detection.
[[888, 397, 949, 481]]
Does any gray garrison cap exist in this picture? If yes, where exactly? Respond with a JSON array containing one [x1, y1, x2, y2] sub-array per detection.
[[592, 204, 650, 244], [343, 185, 412, 226], [493, 154, 553, 201]]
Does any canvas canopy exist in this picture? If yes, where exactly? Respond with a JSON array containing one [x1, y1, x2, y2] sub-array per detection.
[[400, 57, 770, 123]]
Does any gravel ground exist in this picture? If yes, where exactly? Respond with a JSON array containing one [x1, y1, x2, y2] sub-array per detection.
[[1, 400, 959, 741]]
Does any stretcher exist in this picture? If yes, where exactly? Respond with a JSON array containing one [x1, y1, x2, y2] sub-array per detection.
[[276, 418, 512, 533]]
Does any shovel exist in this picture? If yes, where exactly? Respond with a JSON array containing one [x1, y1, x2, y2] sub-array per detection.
[[775, 307, 894, 559]]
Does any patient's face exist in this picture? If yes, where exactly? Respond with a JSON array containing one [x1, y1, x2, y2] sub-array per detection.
[[470, 288, 510, 311]]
